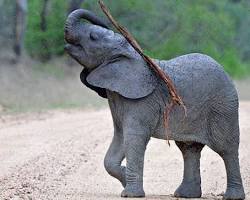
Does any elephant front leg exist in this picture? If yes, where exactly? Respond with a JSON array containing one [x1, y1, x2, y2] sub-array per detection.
[[121, 132, 149, 198], [174, 141, 204, 198], [104, 134, 126, 187]]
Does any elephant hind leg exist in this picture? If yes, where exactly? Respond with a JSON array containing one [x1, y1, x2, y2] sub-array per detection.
[[174, 141, 204, 198], [208, 103, 245, 199], [209, 127, 245, 199], [221, 153, 245, 200]]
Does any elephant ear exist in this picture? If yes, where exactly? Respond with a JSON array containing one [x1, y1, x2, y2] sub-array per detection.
[[86, 57, 158, 99], [80, 68, 107, 98]]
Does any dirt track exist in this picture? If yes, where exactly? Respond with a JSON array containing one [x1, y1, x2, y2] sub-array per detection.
[[0, 103, 249, 200]]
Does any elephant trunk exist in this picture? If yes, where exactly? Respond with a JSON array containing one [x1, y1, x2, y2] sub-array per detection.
[[64, 9, 109, 44]]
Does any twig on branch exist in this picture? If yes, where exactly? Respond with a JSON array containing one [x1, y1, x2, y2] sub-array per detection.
[[98, 0, 187, 144]]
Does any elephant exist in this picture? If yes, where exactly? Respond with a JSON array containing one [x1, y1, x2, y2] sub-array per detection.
[[64, 9, 245, 200]]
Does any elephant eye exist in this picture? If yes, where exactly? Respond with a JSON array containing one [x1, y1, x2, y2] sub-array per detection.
[[90, 32, 99, 41]]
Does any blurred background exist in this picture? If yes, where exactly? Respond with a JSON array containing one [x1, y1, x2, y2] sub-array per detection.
[[0, 0, 249, 114]]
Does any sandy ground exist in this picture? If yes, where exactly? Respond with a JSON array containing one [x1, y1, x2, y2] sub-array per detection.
[[0, 103, 249, 200]]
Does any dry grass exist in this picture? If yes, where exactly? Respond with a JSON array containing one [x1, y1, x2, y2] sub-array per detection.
[[0, 55, 249, 114], [235, 79, 250, 101], [0, 57, 106, 113]]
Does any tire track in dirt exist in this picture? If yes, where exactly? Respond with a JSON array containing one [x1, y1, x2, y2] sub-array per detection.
[[0, 109, 112, 200]]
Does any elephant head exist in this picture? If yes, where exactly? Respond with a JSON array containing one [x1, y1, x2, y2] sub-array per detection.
[[64, 9, 158, 99]]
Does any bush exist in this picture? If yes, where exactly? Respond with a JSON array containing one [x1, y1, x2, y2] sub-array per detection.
[[25, 1, 67, 60]]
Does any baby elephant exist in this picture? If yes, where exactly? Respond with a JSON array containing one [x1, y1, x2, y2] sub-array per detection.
[[64, 9, 245, 200]]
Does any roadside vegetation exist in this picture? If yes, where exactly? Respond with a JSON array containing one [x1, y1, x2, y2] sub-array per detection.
[[0, 58, 106, 113]]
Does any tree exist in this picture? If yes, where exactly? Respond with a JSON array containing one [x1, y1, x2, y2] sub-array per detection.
[[14, 0, 27, 61], [40, 0, 49, 32], [40, 0, 50, 60], [230, 0, 241, 3]]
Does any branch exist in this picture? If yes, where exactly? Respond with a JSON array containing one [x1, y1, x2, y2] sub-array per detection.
[[98, 1, 185, 109], [98, 1, 187, 145]]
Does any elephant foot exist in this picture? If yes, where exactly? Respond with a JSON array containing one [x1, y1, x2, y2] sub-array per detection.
[[223, 185, 245, 200], [174, 181, 201, 198], [120, 166, 126, 188], [121, 185, 145, 198]]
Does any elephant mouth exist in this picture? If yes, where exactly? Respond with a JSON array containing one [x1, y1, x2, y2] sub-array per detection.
[[64, 42, 85, 54], [64, 43, 74, 52], [64, 42, 88, 67]]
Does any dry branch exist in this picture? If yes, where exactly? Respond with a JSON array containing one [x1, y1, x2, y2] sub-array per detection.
[[98, 0, 187, 144]]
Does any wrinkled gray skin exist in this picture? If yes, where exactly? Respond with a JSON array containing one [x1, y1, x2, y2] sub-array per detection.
[[64, 9, 245, 200]]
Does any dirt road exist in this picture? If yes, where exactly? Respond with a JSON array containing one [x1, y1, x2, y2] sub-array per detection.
[[0, 103, 249, 200]]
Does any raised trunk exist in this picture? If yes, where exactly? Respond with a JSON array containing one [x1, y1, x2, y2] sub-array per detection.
[[64, 9, 109, 43]]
